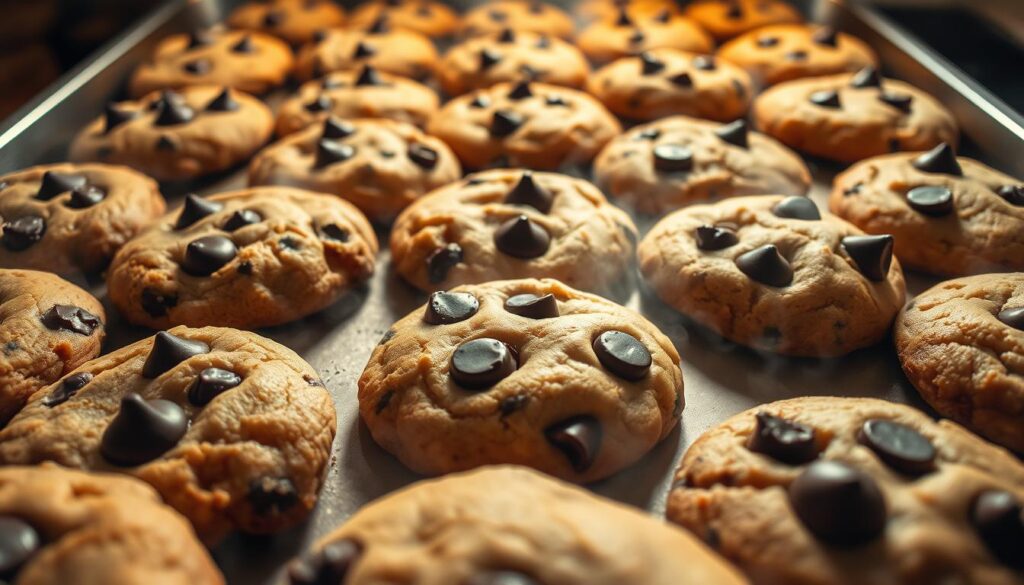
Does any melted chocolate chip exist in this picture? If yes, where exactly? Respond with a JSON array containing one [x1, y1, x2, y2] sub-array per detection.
[[101, 393, 188, 466], [971, 490, 1024, 569], [143, 332, 209, 379], [809, 90, 841, 108], [906, 185, 954, 216], [155, 136, 177, 151], [850, 66, 882, 88], [841, 235, 894, 281], [653, 144, 693, 172], [497, 27, 515, 43], [0, 517, 39, 576], [426, 243, 463, 283], [736, 244, 793, 287], [353, 41, 376, 59], [545, 416, 601, 472], [757, 36, 779, 47], [692, 55, 716, 70], [183, 59, 212, 75], [627, 29, 645, 45], [187, 29, 215, 49], [470, 95, 491, 109], [911, 143, 962, 175], [322, 117, 355, 139], [668, 71, 693, 87], [812, 26, 838, 47], [205, 88, 239, 112], [408, 144, 439, 169], [480, 48, 502, 70], [494, 215, 550, 259], [319, 223, 350, 242], [450, 338, 517, 390], [314, 139, 356, 168], [858, 419, 936, 475], [182, 235, 237, 276], [786, 49, 809, 61], [544, 95, 567, 107], [42, 372, 93, 407], [176, 194, 223, 229], [288, 539, 363, 585], [507, 80, 533, 100], [637, 128, 661, 140], [66, 185, 106, 209], [223, 209, 262, 231], [504, 293, 558, 319], [614, 7, 633, 26], [188, 367, 243, 406], [997, 307, 1024, 330], [879, 92, 912, 113], [748, 412, 817, 464], [367, 14, 390, 34], [248, 477, 299, 516], [231, 34, 255, 53], [104, 103, 139, 133], [154, 95, 195, 126], [997, 185, 1024, 206], [424, 291, 479, 324], [305, 95, 332, 113], [141, 289, 178, 317], [40, 305, 101, 335], [788, 460, 887, 546], [772, 196, 820, 220], [715, 119, 748, 148], [593, 330, 651, 381], [36, 171, 86, 201], [639, 52, 664, 75], [2, 216, 46, 251], [504, 171, 553, 212], [355, 64, 384, 86], [695, 225, 738, 251], [263, 9, 284, 26]]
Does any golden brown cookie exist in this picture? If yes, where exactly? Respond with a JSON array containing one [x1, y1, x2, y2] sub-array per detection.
[[577, 0, 681, 24], [294, 25, 438, 81], [684, 0, 802, 41], [460, 0, 574, 38], [227, 0, 346, 45], [348, 0, 459, 38], [577, 8, 714, 64]]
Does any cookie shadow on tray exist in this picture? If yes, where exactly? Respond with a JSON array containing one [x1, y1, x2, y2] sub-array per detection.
[[260, 281, 374, 356]]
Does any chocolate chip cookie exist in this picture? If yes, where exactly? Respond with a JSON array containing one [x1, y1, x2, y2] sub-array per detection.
[[0, 326, 337, 544], [753, 68, 959, 163], [594, 116, 811, 215], [438, 28, 589, 96], [0, 464, 223, 584], [684, 0, 803, 41], [294, 25, 438, 82], [359, 279, 683, 482], [667, 396, 1024, 584], [0, 270, 104, 424], [274, 65, 439, 136], [577, 0, 681, 24], [286, 466, 745, 585], [896, 274, 1024, 453], [639, 195, 906, 356], [577, 8, 714, 65], [106, 186, 377, 329], [460, 0, 574, 39], [719, 24, 878, 87], [249, 117, 461, 222], [227, 0, 346, 45], [0, 163, 165, 274], [349, 0, 460, 38], [587, 50, 753, 123], [128, 28, 293, 98], [427, 80, 622, 170], [830, 145, 1024, 276], [69, 86, 274, 181], [390, 170, 638, 294]]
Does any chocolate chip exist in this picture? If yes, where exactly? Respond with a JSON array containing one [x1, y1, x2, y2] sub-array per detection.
[[0, 517, 39, 576], [467, 571, 540, 585], [715, 119, 748, 148], [187, 367, 243, 406], [66, 185, 106, 209], [355, 64, 384, 86], [319, 223, 350, 242], [36, 171, 86, 201], [772, 196, 820, 220], [997, 307, 1024, 330], [155, 136, 177, 151], [142, 331, 209, 378], [499, 395, 529, 417], [627, 29, 645, 45], [2, 216, 46, 251], [479, 48, 502, 70], [183, 59, 211, 75], [494, 215, 550, 259], [304, 95, 332, 113], [288, 539, 362, 585], [507, 80, 533, 100], [810, 90, 841, 108], [535, 35, 551, 49], [407, 144, 439, 169], [789, 460, 887, 546], [187, 29, 215, 49], [231, 35, 255, 54], [736, 244, 793, 287], [314, 139, 356, 168], [504, 171, 553, 213], [205, 88, 239, 112], [424, 291, 479, 324], [653, 8, 672, 23], [312, 29, 328, 43], [637, 128, 661, 140], [695, 225, 738, 251], [879, 92, 912, 113], [470, 95, 491, 109], [40, 305, 101, 336], [911, 143, 962, 175], [639, 52, 664, 75], [593, 330, 651, 381], [450, 338, 517, 390], [223, 209, 262, 231], [263, 9, 284, 26], [725, 2, 742, 18], [426, 243, 463, 283], [841, 235, 894, 281], [812, 26, 838, 47], [545, 416, 601, 472], [497, 27, 515, 43], [175, 194, 223, 229], [353, 41, 376, 59], [544, 95, 567, 107], [668, 71, 693, 87], [747, 412, 817, 464], [42, 372, 93, 407], [615, 7, 633, 26], [858, 418, 935, 475], [141, 289, 178, 317], [321, 75, 344, 89], [653, 144, 693, 173], [997, 185, 1024, 206], [322, 117, 355, 139], [101, 393, 188, 466], [692, 55, 716, 70], [367, 14, 389, 33], [182, 235, 237, 276], [785, 49, 809, 61], [104, 103, 139, 133], [757, 36, 779, 47], [154, 94, 195, 126], [248, 477, 298, 516], [849, 66, 882, 88], [906, 185, 954, 216], [971, 490, 1024, 569], [505, 293, 558, 319]]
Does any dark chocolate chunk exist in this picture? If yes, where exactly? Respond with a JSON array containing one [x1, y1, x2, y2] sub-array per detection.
[[490, 110, 523, 137], [507, 80, 533, 100], [479, 48, 502, 70], [997, 307, 1024, 330], [504, 293, 558, 319], [322, 117, 355, 139], [355, 64, 384, 86], [878, 92, 912, 113], [263, 9, 284, 26], [841, 234, 894, 281], [812, 26, 838, 47], [231, 34, 255, 53], [772, 196, 820, 220], [248, 477, 299, 515], [788, 460, 887, 546], [319, 223, 350, 242], [222, 209, 262, 231], [42, 372, 93, 407], [497, 28, 515, 43], [653, 144, 693, 173], [615, 7, 633, 26], [499, 395, 529, 417], [408, 144, 439, 169], [748, 412, 817, 464], [0, 517, 39, 576], [470, 95, 491, 109], [494, 215, 550, 259], [695, 225, 738, 251], [142, 331, 209, 378], [736, 244, 793, 287], [304, 95, 332, 113], [36, 171, 86, 201], [40, 305, 101, 336], [850, 66, 882, 88], [314, 139, 356, 168], [141, 289, 178, 317], [545, 416, 602, 472], [187, 29, 215, 49], [504, 171, 553, 213], [593, 330, 651, 381], [997, 185, 1024, 206], [182, 235, 237, 276], [104, 103, 139, 133], [692, 55, 716, 70], [205, 88, 239, 112], [544, 95, 567, 107], [424, 291, 479, 324], [715, 119, 748, 148], [426, 243, 463, 283], [467, 571, 539, 585], [911, 143, 962, 175], [668, 71, 693, 87], [637, 127, 661, 140], [353, 41, 376, 59], [288, 539, 362, 585], [367, 14, 389, 34], [2, 216, 46, 251], [906, 185, 954, 216], [154, 94, 195, 126], [809, 90, 841, 108], [66, 185, 106, 209], [450, 338, 517, 390], [187, 367, 243, 406], [183, 59, 212, 75], [175, 194, 223, 229], [971, 490, 1024, 569], [100, 393, 188, 466], [858, 418, 936, 475], [640, 52, 665, 75]]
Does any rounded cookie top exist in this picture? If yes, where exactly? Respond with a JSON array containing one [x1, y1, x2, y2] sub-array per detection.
[[830, 145, 1024, 276], [349, 0, 460, 38], [0, 465, 223, 585], [249, 117, 462, 222], [576, 8, 714, 64], [359, 279, 683, 482], [0, 326, 337, 544], [128, 28, 293, 98], [684, 0, 802, 41], [0, 270, 104, 424], [438, 28, 589, 96], [275, 64, 439, 136], [594, 116, 810, 215], [460, 0, 574, 39], [896, 274, 1024, 453], [427, 80, 622, 170], [587, 50, 752, 123], [294, 26, 438, 82], [391, 170, 638, 294], [667, 396, 1024, 584], [577, 0, 681, 24], [753, 69, 959, 163], [0, 163, 165, 274], [227, 0, 346, 45], [106, 186, 377, 329], [286, 466, 745, 585], [70, 86, 273, 182], [639, 195, 906, 356]]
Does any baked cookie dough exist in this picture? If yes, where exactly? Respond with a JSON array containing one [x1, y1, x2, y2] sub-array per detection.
[[684, 0, 803, 41], [0, 163, 165, 274], [294, 25, 438, 82], [896, 274, 1024, 453], [288, 467, 745, 585], [0, 270, 104, 424], [667, 396, 1024, 584], [587, 50, 752, 123], [438, 28, 589, 96], [577, 0, 681, 24], [719, 23, 876, 86], [0, 326, 337, 544], [753, 68, 959, 163], [391, 170, 637, 294], [460, 0, 574, 39], [249, 117, 461, 222], [0, 465, 223, 585], [128, 28, 293, 97], [227, 0, 346, 45], [594, 116, 810, 215], [830, 145, 1024, 276], [274, 64, 439, 136], [427, 81, 622, 170], [106, 186, 377, 329], [639, 195, 906, 356], [349, 0, 460, 38], [576, 8, 714, 64], [70, 86, 274, 181]]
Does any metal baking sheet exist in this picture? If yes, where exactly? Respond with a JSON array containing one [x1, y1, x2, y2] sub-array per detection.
[[1, 1, 1021, 583]]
